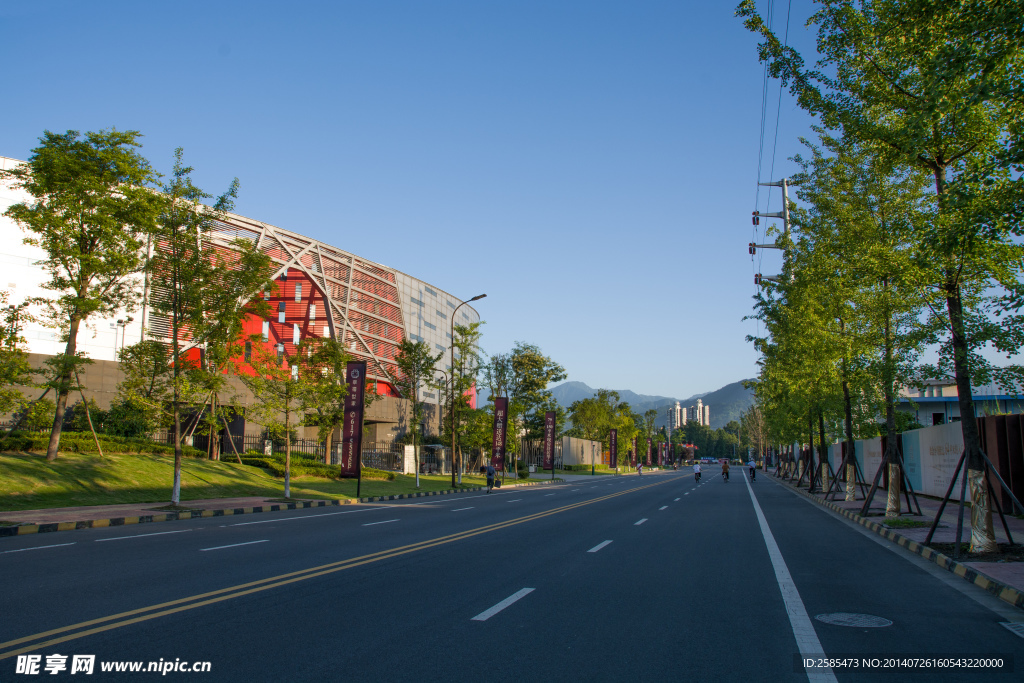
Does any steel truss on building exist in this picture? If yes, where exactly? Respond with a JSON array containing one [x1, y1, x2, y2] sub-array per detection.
[[203, 214, 408, 392]]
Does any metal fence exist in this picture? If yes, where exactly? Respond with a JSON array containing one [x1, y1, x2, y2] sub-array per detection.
[[517, 439, 564, 471]]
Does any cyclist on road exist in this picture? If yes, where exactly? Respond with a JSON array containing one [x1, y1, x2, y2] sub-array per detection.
[[748, 459, 756, 482], [722, 460, 730, 482], [693, 462, 701, 483], [486, 463, 496, 493]]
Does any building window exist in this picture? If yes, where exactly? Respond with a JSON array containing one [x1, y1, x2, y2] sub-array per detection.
[[244, 341, 252, 362], [322, 326, 329, 337], [295, 283, 302, 302], [291, 365, 298, 380], [424, 287, 437, 297], [309, 304, 316, 321], [447, 300, 455, 308], [293, 324, 300, 345], [276, 344, 284, 361], [262, 321, 269, 342], [436, 344, 446, 352], [278, 301, 285, 323], [411, 297, 423, 306], [437, 309, 444, 318], [424, 321, 436, 331]]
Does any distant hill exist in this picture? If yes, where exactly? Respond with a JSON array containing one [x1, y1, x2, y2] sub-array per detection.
[[549, 379, 754, 430]]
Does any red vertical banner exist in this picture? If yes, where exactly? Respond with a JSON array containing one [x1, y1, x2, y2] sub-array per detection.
[[542, 411, 556, 470], [609, 429, 617, 469], [646, 439, 652, 467], [491, 397, 508, 472], [631, 438, 637, 467], [339, 361, 367, 477]]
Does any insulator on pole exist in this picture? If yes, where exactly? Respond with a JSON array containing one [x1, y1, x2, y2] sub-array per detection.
[[749, 243, 756, 255]]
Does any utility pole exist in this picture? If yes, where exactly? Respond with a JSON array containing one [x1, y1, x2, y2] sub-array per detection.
[[750, 178, 792, 286]]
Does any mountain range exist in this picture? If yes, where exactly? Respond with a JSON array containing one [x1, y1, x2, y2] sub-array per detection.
[[549, 379, 755, 430]]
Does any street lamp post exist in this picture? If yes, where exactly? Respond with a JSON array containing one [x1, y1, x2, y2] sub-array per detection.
[[450, 294, 485, 488]]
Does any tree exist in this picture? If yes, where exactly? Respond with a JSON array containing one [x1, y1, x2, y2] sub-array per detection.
[[140, 149, 272, 503], [393, 338, 442, 487], [739, 0, 1024, 550], [0, 296, 34, 418], [446, 321, 484, 484], [240, 340, 302, 499], [1, 129, 160, 460], [296, 337, 351, 465]]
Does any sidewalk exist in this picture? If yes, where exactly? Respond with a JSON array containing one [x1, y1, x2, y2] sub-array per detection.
[[775, 471, 1024, 608]]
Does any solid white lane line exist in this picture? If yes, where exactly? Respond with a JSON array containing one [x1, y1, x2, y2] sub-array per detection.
[[451, 507, 474, 512], [362, 519, 399, 526], [231, 508, 382, 526], [200, 540, 268, 551], [1, 542, 76, 554], [544, 494, 555, 496], [743, 474, 836, 683], [684, 492, 690, 496], [674, 497, 681, 501], [659, 506, 668, 510], [471, 588, 535, 621], [587, 540, 613, 553], [95, 529, 193, 542], [506, 499, 521, 503], [634, 518, 648, 526]]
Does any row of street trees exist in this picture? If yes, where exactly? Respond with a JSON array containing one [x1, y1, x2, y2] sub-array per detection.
[[1, 130, 366, 503], [738, 0, 1024, 550]]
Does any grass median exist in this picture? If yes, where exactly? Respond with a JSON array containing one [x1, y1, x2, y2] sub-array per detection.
[[0, 450, 490, 513]]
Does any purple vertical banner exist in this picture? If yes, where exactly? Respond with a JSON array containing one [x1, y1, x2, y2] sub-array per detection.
[[609, 429, 617, 469], [646, 439, 652, 467], [631, 438, 637, 467], [491, 397, 509, 472], [339, 361, 367, 477], [542, 411, 556, 470]]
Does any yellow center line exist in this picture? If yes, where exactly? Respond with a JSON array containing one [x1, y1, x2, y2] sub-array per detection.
[[0, 477, 674, 659]]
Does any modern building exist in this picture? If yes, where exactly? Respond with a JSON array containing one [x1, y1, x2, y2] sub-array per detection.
[[669, 398, 710, 428], [0, 156, 480, 439], [898, 379, 1024, 426]]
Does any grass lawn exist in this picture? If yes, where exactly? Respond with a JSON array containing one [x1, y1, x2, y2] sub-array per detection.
[[0, 450, 490, 512]]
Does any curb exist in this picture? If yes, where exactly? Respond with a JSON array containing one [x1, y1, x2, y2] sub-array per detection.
[[0, 478, 562, 538], [774, 475, 1024, 611]]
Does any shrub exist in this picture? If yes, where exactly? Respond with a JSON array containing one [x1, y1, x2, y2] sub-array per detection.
[[10, 398, 56, 432]]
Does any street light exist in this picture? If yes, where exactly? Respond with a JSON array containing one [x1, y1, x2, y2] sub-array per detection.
[[450, 294, 485, 488]]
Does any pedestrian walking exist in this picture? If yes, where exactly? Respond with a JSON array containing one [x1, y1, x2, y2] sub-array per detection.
[[486, 463, 496, 493]]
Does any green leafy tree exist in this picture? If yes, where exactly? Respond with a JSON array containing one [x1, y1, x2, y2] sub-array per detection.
[[240, 340, 303, 499], [393, 338, 442, 487], [0, 297, 35, 418], [739, 0, 1024, 550], [296, 337, 351, 465], [1, 129, 161, 460]]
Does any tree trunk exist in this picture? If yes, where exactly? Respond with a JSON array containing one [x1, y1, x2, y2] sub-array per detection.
[[818, 411, 828, 493], [46, 315, 82, 460], [934, 164, 996, 552], [172, 402, 182, 505], [884, 306, 901, 518], [842, 359, 857, 501], [284, 401, 291, 500], [946, 286, 996, 551]]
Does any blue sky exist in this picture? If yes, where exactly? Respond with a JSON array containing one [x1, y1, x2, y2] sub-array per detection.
[[1, 0, 818, 398]]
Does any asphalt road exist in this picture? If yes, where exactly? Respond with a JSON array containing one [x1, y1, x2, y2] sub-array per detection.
[[2, 470, 1022, 682]]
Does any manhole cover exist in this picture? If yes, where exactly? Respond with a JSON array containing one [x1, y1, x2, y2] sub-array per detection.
[[815, 613, 892, 628]]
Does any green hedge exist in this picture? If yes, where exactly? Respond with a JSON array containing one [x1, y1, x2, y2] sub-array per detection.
[[563, 464, 611, 472], [0, 432, 204, 458]]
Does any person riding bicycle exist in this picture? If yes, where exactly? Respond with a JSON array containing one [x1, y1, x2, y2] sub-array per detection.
[[722, 460, 730, 482], [486, 463, 496, 493], [693, 462, 701, 483], [748, 459, 756, 481]]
